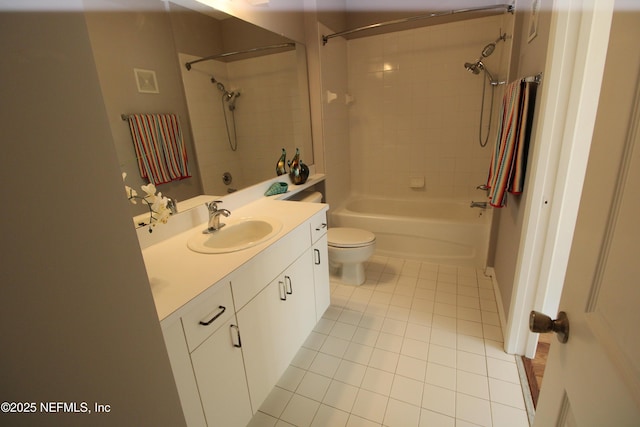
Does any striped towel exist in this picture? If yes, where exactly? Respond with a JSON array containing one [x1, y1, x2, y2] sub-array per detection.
[[486, 80, 537, 207], [127, 114, 191, 185]]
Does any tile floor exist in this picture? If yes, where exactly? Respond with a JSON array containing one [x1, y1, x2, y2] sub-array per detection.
[[246, 255, 530, 427]]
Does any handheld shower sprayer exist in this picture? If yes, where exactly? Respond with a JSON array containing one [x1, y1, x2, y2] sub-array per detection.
[[463, 31, 507, 148]]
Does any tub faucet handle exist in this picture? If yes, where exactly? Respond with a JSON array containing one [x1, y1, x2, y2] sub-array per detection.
[[476, 184, 489, 191]]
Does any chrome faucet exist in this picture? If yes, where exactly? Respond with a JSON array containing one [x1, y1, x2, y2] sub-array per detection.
[[203, 200, 231, 234], [166, 197, 178, 215], [470, 201, 488, 209]]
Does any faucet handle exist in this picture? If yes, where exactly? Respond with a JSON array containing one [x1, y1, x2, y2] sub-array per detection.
[[205, 200, 223, 212], [476, 185, 489, 191]]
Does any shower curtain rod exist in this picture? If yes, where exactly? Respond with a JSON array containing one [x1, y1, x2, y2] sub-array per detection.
[[322, 3, 514, 45], [185, 42, 296, 70]]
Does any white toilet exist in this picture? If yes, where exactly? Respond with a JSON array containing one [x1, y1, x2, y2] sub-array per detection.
[[288, 190, 376, 285], [327, 227, 376, 285]]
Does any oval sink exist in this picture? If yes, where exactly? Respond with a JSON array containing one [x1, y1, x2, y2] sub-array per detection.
[[187, 217, 282, 254]]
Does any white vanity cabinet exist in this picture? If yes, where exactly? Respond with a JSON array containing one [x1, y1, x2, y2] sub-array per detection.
[[157, 203, 330, 426]]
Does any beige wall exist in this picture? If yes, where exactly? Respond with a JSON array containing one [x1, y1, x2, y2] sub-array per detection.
[[85, 1, 204, 216], [487, 0, 553, 318], [0, 11, 185, 426]]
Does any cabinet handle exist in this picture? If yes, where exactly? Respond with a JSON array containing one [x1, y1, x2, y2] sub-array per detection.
[[199, 305, 226, 326], [279, 281, 287, 301], [314, 248, 321, 265], [285, 275, 293, 295], [315, 223, 327, 231], [230, 324, 242, 348]]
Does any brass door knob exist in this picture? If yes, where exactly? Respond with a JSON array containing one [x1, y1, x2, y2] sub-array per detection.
[[529, 310, 570, 343]]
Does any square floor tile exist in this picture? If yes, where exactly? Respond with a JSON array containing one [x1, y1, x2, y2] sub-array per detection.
[[419, 409, 455, 427], [339, 309, 364, 326], [386, 305, 410, 322], [456, 393, 492, 427], [322, 380, 359, 413], [487, 357, 520, 383], [457, 307, 482, 322], [384, 398, 420, 427], [320, 335, 350, 358], [375, 332, 403, 353], [484, 339, 513, 362], [401, 337, 429, 360], [314, 318, 336, 334], [280, 394, 320, 427], [309, 352, 341, 377], [428, 344, 457, 368], [352, 327, 379, 347], [457, 335, 485, 356], [430, 328, 457, 349], [331, 322, 358, 341], [405, 323, 431, 342], [310, 404, 349, 427], [425, 362, 456, 391], [390, 375, 423, 406], [491, 401, 530, 427], [395, 355, 427, 381], [456, 370, 489, 399], [368, 348, 400, 372], [361, 367, 394, 396], [334, 360, 367, 387], [457, 319, 484, 338], [488, 378, 525, 409], [381, 318, 407, 336], [297, 371, 332, 401], [351, 389, 388, 423], [456, 350, 487, 376], [422, 383, 456, 417], [359, 313, 385, 330], [343, 342, 373, 365]]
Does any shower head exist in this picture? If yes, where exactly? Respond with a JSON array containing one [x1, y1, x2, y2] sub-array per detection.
[[465, 62, 481, 75]]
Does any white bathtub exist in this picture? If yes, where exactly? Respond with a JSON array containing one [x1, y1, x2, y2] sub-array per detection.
[[330, 196, 492, 267]]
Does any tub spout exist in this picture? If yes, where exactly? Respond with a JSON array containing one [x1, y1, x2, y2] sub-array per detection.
[[470, 201, 487, 209]]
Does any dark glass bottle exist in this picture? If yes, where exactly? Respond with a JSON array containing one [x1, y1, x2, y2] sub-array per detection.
[[276, 148, 286, 176]]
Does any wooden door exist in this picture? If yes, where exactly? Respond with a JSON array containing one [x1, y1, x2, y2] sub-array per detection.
[[534, 10, 640, 426]]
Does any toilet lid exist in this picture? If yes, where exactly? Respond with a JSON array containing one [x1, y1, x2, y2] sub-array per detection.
[[328, 227, 376, 248]]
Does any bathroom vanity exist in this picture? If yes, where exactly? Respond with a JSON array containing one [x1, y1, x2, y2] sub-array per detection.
[[140, 194, 329, 427]]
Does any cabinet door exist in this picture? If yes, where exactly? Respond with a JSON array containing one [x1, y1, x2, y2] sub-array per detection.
[[236, 275, 290, 411], [190, 317, 252, 427], [285, 248, 317, 349], [312, 234, 331, 321], [236, 251, 316, 412]]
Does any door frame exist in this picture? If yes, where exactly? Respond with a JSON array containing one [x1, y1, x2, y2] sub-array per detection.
[[503, 0, 615, 357]]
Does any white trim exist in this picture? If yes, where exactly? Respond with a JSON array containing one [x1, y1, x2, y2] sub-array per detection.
[[504, 0, 614, 358]]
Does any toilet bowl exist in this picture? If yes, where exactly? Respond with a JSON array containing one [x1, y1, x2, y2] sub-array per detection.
[[286, 191, 376, 285], [327, 227, 376, 285]]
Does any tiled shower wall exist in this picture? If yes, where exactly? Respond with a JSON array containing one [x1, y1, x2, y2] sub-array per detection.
[[346, 15, 513, 201]]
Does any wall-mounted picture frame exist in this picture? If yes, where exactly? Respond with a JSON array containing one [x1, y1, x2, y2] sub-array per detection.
[[528, 0, 540, 43], [134, 68, 159, 94]]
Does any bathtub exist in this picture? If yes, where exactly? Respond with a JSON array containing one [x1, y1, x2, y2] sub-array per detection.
[[330, 196, 492, 267]]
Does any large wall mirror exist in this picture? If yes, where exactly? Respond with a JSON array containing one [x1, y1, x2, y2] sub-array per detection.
[[85, 0, 314, 217]]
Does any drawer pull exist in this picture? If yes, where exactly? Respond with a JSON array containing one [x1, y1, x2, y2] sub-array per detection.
[[230, 324, 242, 348], [199, 305, 226, 326], [279, 281, 287, 301], [314, 248, 321, 265], [315, 223, 327, 231], [285, 276, 293, 295]]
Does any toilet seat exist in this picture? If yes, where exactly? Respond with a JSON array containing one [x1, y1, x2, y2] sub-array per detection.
[[328, 227, 376, 248]]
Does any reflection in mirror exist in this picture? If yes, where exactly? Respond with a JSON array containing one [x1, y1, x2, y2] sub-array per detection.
[[84, 0, 313, 220], [180, 41, 313, 195]]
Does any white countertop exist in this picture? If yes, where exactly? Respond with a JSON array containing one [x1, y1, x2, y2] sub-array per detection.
[[142, 197, 328, 322]]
